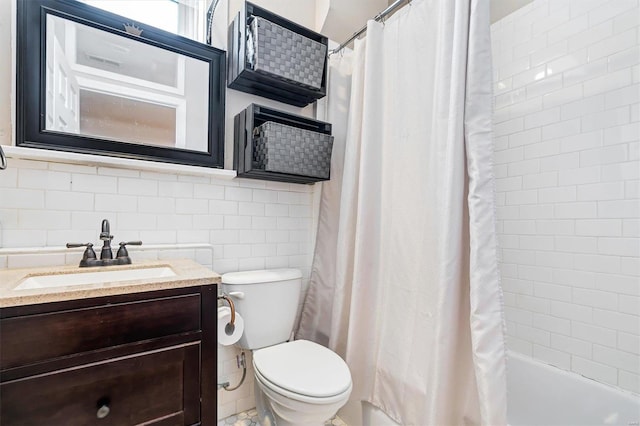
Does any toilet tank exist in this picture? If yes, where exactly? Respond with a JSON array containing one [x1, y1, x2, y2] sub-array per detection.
[[222, 269, 302, 350]]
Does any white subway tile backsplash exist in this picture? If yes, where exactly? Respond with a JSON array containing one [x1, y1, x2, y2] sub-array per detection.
[[572, 321, 617, 347], [532, 41, 569, 67], [597, 237, 640, 257], [577, 182, 625, 201], [554, 202, 597, 218], [608, 46, 640, 72], [601, 162, 640, 182], [575, 219, 622, 236], [588, 28, 637, 61], [620, 257, 640, 276], [551, 334, 592, 358], [587, 0, 638, 28], [580, 145, 628, 167], [45, 191, 94, 211], [593, 309, 640, 334], [0, 188, 45, 209], [598, 199, 640, 218], [535, 282, 572, 301], [18, 169, 71, 191], [568, 21, 613, 52], [619, 370, 640, 393], [527, 74, 564, 99], [619, 293, 640, 316], [573, 287, 619, 309], [542, 84, 583, 108], [555, 236, 598, 253], [534, 344, 572, 369], [583, 69, 633, 98], [548, 14, 589, 45], [604, 84, 640, 110], [553, 268, 597, 288], [520, 204, 555, 219], [572, 356, 618, 384], [538, 186, 577, 203], [581, 107, 630, 133], [159, 182, 194, 198], [117, 177, 158, 196], [593, 344, 639, 374], [618, 331, 640, 354], [564, 59, 609, 88], [623, 219, 640, 237], [95, 194, 138, 213]]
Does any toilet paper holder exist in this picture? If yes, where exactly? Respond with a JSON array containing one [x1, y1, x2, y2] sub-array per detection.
[[217, 293, 236, 329]]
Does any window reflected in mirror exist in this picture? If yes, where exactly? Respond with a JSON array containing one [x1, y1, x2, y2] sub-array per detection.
[[79, 0, 209, 42], [45, 13, 210, 152]]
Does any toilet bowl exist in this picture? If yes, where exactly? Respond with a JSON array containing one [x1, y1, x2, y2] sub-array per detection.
[[222, 269, 352, 426]]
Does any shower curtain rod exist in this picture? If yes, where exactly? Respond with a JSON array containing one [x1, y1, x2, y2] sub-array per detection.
[[328, 0, 410, 55]]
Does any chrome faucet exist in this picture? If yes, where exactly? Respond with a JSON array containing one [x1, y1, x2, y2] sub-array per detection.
[[66, 219, 142, 267]]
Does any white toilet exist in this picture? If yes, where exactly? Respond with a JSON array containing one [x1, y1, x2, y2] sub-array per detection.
[[222, 269, 352, 426]]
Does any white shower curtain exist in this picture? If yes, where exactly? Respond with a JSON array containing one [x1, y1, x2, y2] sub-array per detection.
[[298, 0, 507, 425]]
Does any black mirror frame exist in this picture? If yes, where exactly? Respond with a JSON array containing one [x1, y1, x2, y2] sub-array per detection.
[[17, 0, 226, 168]]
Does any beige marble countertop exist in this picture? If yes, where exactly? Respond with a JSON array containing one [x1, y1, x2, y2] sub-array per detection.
[[0, 259, 220, 308]]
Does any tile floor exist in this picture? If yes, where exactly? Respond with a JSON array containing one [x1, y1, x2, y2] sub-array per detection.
[[219, 408, 348, 426]]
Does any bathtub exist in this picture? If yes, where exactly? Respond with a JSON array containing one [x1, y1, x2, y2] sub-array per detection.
[[508, 351, 639, 426], [338, 352, 640, 425]]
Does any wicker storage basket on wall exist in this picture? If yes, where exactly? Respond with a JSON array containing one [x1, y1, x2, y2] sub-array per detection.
[[253, 121, 333, 179], [249, 16, 327, 90]]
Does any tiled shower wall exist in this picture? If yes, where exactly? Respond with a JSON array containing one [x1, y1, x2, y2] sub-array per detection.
[[0, 158, 317, 418], [492, 0, 639, 393]]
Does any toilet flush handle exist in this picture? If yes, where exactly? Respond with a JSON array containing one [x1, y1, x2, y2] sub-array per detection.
[[228, 291, 245, 299]]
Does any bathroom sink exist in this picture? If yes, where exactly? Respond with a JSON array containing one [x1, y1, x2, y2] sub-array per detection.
[[14, 266, 176, 290]]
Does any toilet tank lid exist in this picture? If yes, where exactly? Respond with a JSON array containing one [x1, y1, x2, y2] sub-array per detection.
[[222, 269, 302, 285]]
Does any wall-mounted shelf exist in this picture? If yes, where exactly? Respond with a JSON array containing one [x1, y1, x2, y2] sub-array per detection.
[[234, 104, 332, 184], [227, 2, 328, 107]]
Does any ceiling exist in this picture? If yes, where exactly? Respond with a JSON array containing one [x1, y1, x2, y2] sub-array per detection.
[[316, 0, 535, 46]]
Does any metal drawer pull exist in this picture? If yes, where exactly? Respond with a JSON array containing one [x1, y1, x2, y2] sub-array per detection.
[[96, 398, 110, 419]]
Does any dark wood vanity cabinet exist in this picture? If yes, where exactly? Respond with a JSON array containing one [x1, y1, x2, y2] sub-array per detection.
[[0, 285, 218, 426]]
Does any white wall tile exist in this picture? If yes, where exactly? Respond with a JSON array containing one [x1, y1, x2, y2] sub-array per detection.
[[572, 322, 617, 347], [619, 370, 640, 393], [577, 182, 625, 201], [559, 166, 601, 185], [593, 309, 640, 334], [567, 21, 613, 52], [551, 334, 592, 358], [583, 69, 633, 98], [493, 0, 640, 392], [572, 356, 618, 384], [608, 46, 640, 72], [593, 344, 640, 374], [534, 344, 571, 369], [618, 331, 640, 355]]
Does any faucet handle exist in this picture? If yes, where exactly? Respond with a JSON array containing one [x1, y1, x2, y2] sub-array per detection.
[[66, 242, 93, 249], [116, 241, 142, 259], [66, 243, 97, 266]]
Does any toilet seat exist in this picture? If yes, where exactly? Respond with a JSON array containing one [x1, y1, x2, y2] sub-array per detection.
[[253, 340, 352, 403]]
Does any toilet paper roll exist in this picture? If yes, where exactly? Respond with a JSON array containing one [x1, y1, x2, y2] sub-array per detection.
[[217, 306, 244, 346]]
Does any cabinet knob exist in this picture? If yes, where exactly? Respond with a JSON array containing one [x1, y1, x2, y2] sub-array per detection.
[[96, 398, 110, 419]]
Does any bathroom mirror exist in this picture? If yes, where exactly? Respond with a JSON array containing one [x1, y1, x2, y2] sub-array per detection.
[[17, 0, 226, 168]]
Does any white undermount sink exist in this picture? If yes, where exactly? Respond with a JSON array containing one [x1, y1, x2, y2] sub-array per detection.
[[15, 266, 176, 290]]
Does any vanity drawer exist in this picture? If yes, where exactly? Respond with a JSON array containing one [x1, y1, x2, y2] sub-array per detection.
[[0, 294, 200, 370], [0, 343, 200, 426]]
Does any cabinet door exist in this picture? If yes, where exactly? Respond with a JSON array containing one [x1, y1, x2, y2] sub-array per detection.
[[0, 343, 200, 426]]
